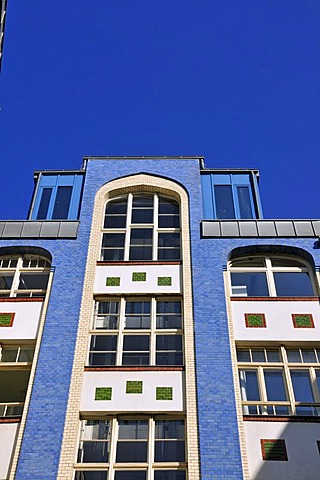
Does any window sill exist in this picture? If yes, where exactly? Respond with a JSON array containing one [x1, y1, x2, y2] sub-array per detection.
[[0, 297, 44, 302], [97, 260, 182, 266], [230, 296, 320, 302], [84, 366, 185, 372], [243, 415, 320, 423], [0, 417, 22, 423]]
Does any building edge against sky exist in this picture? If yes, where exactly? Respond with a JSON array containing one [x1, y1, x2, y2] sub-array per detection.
[[0, 156, 319, 480]]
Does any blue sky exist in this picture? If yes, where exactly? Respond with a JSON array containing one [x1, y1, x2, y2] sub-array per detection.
[[0, 1, 319, 219]]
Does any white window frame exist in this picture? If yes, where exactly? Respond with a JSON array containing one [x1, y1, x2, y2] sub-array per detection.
[[89, 297, 184, 367], [237, 346, 320, 416], [100, 193, 181, 262], [0, 255, 51, 298], [228, 255, 317, 297], [74, 416, 187, 480]]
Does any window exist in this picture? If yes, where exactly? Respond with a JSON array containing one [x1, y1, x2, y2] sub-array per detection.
[[101, 194, 180, 261], [75, 417, 186, 480], [31, 173, 84, 220], [237, 346, 320, 416], [0, 255, 50, 298], [0, 345, 34, 363], [229, 256, 316, 297], [201, 173, 258, 220], [89, 298, 183, 366]]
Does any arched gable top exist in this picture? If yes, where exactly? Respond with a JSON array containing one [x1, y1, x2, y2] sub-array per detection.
[[0, 246, 52, 263]]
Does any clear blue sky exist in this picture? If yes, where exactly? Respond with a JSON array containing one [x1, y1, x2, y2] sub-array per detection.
[[0, 1, 319, 219]]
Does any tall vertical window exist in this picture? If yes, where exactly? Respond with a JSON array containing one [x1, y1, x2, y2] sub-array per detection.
[[101, 194, 180, 261]]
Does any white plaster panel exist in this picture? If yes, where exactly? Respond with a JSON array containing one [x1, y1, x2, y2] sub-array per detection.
[[0, 422, 19, 479], [94, 265, 181, 294], [80, 371, 184, 413], [232, 300, 320, 341], [0, 302, 43, 341], [244, 421, 320, 480]]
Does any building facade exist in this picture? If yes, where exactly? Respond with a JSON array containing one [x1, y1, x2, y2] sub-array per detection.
[[0, 156, 319, 480]]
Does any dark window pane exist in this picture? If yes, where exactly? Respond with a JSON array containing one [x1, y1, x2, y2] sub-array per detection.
[[230, 257, 266, 267], [157, 301, 181, 314], [158, 233, 180, 247], [156, 352, 183, 365], [316, 371, 320, 395], [156, 315, 182, 329], [287, 350, 301, 363], [291, 370, 315, 402], [101, 249, 124, 261], [231, 272, 269, 297], [237, 186, 254, 219], [158, 249, 181, 261], [89, 353, 116, 366], [123, 335, 149, 351], [158, 215, 180, 228], [78, 441, 109, 463], [90, 336, 117, 351], [118, 420, 148, 439], [132, 209, 153, 224], [130, 229, 153, 245], [75, 472, 107, 480], [158, 198, 179, 214], [155, 441, 185, 462], [156, 335, 182, 350], [129, 247, 153, 261], [214, 185, 235, 219], [126, 301, 151, 314], [36, 188, 53, 219], [18, 273, 49, 290], [1, 348, 18, 362], [18, 348, 34, 362], [264, 370, 287, 401], [251, 350, 266, 362], [132, 195, 154, 207], [116, 442, 148, 462], [102, 233, 125, 248], [114, 473, 146, 480], [236, 349, 250, 362], [52, 186, 73, 219], [0, 273, 14, 290], [302, 350, 317, 363], [266, 350, 280, 362], [122, 353, 149, 365], [154, 472, 186, 480], [0, 370, 30, 402], [105, 198, 128, 214], [274, 272, 314, 297], [155, 420, 185, 438], [98, 302, 119, 315], [104, 215, 127, 228], [239, 370, 260, 401], [271, 258, 306, 268]]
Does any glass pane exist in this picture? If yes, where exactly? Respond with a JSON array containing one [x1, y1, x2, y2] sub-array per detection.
[[0, 273, 14, 290], [157, 316, 182, 329], [102, 233, 125, 248], [90, 336, 117, 351], [155, 420, 185, 439], [89, 353, 116, 366], [75, 471, 107, 480], [237, 186, 254, 219], [132, 209, 153, 224], [104, 215, 127, 229], [129, 247, 153, 261], [36, 188, 52, 220], [0, 370, 30, 402], [154, 472, 186, 480], [156, 335, 182, 350], [130, 229, 153, 245], [78, 441, 109, 463], [214, 185, 235, 219], [116, 442, 148, 463], [231, 272, 269, 297], [158, 197, 179, 214], [271, 257, 307, 268], [251, 350, 266, 362], [96, 302, 119, 329], [101, 248, 124, 261], [118, 420, 148, 439], [18, 273, 49, 290], [266, 350, 280, 362], [125, 301, 151, 329], [239, 370, 260, 401], [52, 186, 73, 219], [158, 233, 180, 247], [264, 370, 287, 401], [236, 349, 250, 362], [158, 248, 181, 261], [158, 215, 180, 228], [1, 348, 18, 362], [114, 472, 146, 480], [105, 198, 127, 214], [132, 195, 154, 207], [82, 420, 111, 440], [316, 370, 320, 395], [18, 348, 34, 362], [123, 336, 149, 351], [274, 272, 314, 297], [302, 350, 317, 363], [291, 370, 315, 402], [155, 441, 185, 462], [230, 257, 266, 267], [287, 350, 302, 363], [156, 352, 183, 365]]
